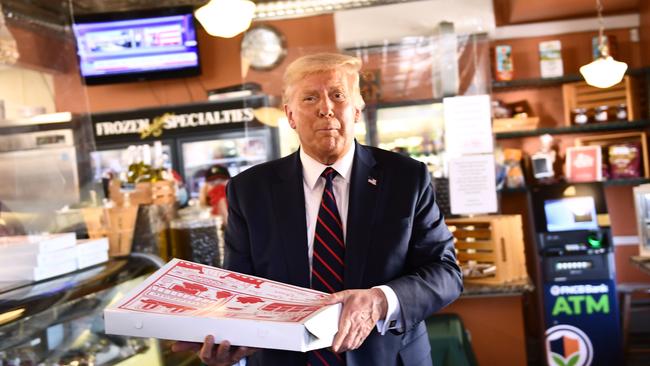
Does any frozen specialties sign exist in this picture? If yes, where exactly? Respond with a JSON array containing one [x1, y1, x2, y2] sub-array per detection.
[[94, 109, 255, 138], [91, 96, 268, 143]]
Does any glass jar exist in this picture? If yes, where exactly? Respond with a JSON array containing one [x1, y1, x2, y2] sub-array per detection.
[[572, 108, 589, 125], [170, 206, 221, 267], [616, 103, 628, 121], [594, 106, 609, 123]]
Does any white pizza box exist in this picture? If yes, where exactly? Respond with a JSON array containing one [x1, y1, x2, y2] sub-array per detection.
[[76, 237, 109, 256], [0, 233, 76, 255], [77, 250, 109, 269], [0, 246, 78, 267], [0, 258, 78, 281], [104, 258, 341, 352]]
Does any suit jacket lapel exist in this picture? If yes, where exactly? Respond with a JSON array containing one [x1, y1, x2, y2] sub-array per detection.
[[271, 151, 311, 288], [345, 142, 380, 289]]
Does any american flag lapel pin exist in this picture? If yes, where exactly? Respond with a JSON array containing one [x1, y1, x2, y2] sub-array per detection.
[[367, 176, 377, 186]]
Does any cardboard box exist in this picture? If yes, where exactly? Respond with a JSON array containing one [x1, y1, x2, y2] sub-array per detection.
[[539, 40, 563, 78], [77, 237, 109, 255], [0, 233, 76, 255], [0, 246, 77, 267], [104, 259, 341, 352], [566, 145, 602, 182], [77, 250, 109, 269], [494, 45, 514, 81], [0, 258, 78, 281]]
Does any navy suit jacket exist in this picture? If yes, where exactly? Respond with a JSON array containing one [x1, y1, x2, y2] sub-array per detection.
[[224, 142, 462, 366]]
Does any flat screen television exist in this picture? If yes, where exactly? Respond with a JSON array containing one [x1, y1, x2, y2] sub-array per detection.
[[72, 6, 201, 85]]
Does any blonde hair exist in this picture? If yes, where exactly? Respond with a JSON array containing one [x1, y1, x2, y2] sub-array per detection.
[[282, 53, 365, 109]]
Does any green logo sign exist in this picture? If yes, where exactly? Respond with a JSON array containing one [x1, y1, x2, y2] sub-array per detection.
[[552, 294, 609, 316]]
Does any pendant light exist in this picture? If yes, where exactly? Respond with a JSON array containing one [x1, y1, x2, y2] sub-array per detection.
[[579, 0, 627, 88], [195, 0, 256, 38], [0, 3, 19, 65]]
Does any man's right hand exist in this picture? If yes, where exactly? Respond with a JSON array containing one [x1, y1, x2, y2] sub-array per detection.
[[171, 335, 258, 366]]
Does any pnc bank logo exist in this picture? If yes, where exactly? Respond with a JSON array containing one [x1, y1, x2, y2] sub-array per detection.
[[546, 325, 593, 366]]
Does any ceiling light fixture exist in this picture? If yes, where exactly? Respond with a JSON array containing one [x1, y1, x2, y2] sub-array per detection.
[[579, 0, 627, 88], [0, 3, 20, 65], [195, 0, 256, 38]]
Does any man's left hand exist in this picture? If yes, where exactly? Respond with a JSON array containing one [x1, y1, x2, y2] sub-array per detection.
[[322, 288, 388, 353]]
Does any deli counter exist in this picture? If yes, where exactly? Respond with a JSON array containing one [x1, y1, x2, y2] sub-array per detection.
[[0, 255, 197, 365]]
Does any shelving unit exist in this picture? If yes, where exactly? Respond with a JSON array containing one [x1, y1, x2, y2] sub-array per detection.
[[492, 67, 650, 91], [499, 178, 650, 194], [495, 119, 650, 139], [492, 74, 583, 90], [603, 177, 650, 186]]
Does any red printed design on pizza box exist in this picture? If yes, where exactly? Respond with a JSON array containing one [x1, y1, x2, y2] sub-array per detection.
[[117, 260, 329, 322]]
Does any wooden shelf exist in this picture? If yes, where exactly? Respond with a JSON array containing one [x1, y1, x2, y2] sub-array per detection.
[[499, 178, 650, 194], [494, 119, 650, 139], [492, 67, 650, 91], [492, 75, 583, 90], [602, 177, 650, 187], [499, 187, 529, 194]]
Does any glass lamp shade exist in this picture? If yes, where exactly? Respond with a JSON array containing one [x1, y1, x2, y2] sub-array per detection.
[[195, 0, 256, 38], [579, 56, 628, 88], [0, 3, 19, 65]]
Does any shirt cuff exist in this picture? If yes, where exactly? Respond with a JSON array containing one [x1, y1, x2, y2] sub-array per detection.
[[233, 358, 247, 366], [373, 285, 404, 335]]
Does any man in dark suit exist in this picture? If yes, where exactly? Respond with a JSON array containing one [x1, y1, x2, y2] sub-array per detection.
[[173, 53, 462, 365]]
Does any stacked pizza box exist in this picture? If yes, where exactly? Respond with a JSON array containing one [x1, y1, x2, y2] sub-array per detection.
[[0, 234, 110, 282], [76, 237, 109, 269], [105, 258, 341, 352]]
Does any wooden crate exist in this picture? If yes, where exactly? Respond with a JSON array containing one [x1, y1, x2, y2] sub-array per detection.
[[575, 131, 649, 178], [447, 215, 528, 285], [109, 179, 175, 205], [562, 75, 639, 126], [492, 117, 539, 133], [82, 205, 139, 257]]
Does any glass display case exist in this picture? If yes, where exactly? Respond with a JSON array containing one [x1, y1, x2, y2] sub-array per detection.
[[634, 184, 650, 257], [374, 102, 447, 177], [0, 256, 195, 365]]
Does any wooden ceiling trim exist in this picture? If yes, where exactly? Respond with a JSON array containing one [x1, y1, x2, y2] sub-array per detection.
[[493, 0, 640, 26]]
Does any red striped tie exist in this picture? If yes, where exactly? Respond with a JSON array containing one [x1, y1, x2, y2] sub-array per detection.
[[308, 167, 345, 366]]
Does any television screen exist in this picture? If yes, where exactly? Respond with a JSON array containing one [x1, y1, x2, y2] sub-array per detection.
[[72, 7, 200, 85], [544, 196, 599, 232]]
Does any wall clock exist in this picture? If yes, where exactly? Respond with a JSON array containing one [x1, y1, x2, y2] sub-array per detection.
[[241, 24, 287, 71]]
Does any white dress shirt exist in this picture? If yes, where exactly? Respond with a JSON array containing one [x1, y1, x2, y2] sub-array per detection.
[[299, 145, 403, 335]]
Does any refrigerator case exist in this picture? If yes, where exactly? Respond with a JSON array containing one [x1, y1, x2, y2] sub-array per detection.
[[0, 116, 97, 235], [90, 141, 176, 185], [90, 97, 280, 196], [371, 102, 446, 177], [179, 128, 274, 198], [0, 133, 79, 212]]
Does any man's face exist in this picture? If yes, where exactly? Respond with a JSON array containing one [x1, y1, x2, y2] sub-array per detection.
[[284, 69, 361, 165]]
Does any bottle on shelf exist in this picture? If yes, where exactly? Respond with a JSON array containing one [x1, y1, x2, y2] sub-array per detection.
[[616, 104, 628, 121], [126, 145, 142, 184], [572, 108, 589, 125], [594, 106, 609, 123], [150, 141, 166, 182], [136, 144, 153, 183]]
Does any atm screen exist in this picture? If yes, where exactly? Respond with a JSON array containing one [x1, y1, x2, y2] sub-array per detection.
[[544, 196, 598, 232]]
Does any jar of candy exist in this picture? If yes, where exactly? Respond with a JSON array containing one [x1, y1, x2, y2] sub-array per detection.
[[170, 206, 221, 267], [594, 106, 609, 123], [572, 108, 589, 125], [616, 103, 628, 121]]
